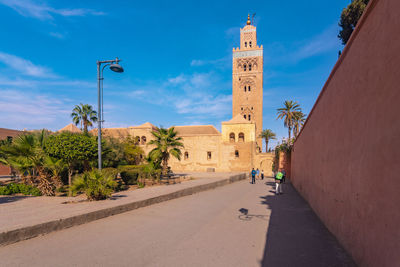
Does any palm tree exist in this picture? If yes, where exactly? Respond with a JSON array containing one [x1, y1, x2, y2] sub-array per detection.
[[293, 111, 307, 138], [276, 100, 301, 140], [259, 129, 276, 152], [71, 104, 98, 133], [148, 127, 184, 177]]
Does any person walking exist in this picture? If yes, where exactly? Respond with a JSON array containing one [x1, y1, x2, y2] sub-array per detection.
[[261, 170, 264, 180], [251, 168, 256, 184], [281, 169, 286, 184], [275, 169, 283, 195], [256, 168, 260, 179]]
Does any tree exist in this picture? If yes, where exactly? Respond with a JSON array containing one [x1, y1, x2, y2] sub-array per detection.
[[148, 127, 184, 177], [0, 131, 56, 195], [123, 136, 144, 165], [71, 103, 98, 134], [259, 129, 276, 152], [277, 100, 301, 141], [44, 132, 98, 196], [293, 112, 307, 138], [338, 0, 370, 45]]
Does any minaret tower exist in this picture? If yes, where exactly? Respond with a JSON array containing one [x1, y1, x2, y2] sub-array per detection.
[[232, 14, 264, 148]]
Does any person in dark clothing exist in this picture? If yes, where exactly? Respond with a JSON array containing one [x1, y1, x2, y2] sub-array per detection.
[[251, 168, 256, 184], [281, 169, 286, 183], [261, 170, 264, 180]]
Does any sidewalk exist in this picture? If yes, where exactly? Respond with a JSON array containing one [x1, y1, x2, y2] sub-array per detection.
[[0, 172, 246, 246]]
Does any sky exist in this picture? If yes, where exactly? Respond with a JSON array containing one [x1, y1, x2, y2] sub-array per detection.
[[0, 0, 349, 148]]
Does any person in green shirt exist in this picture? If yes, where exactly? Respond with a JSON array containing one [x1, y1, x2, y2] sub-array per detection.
[[275, 169, 284, 195]]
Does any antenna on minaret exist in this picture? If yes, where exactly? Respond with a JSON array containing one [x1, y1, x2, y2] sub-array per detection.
[[251, 13, 256, 25]]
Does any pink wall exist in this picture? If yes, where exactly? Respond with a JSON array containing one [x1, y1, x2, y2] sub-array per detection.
[[291, 0, 400, 266]]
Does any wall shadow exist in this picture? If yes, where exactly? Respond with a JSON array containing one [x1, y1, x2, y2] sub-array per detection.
[[0, 196, 31, 204], [259, 181, 356, 267]]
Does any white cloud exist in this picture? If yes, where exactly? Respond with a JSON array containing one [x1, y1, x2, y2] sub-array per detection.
[[126, 72, 232, 119], [292, 24, 340, 62], [265, 24, 341, 65], [0, 52, 58, 78], [49, 32, 65, 39], [0, 89, 71, 130], [0, 0, 105, 20]]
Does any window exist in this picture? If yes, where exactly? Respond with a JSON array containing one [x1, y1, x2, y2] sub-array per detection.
[[135, 136, 140, 145], [141, 136, 146, 145], [207, 151, 212, 160], [249, 41, 252, 47], [184, 152, 189, 160], [244, 114, 247, 119], [244, 85, 246, 92], [248, 86, 251, 91], [251, 107, 253, 110], [229, 133, 235, 142], [249, 64, 252, 71], [243, 64, 247, 71], [241, 107, 243, 110], [244, 42, 247, 47], [248, 114, 251, 121], [238, 132, 245, 142], [235, 150, 239, 158]]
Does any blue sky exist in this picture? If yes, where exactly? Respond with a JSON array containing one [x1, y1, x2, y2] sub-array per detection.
[[0, 0, 348, 148]]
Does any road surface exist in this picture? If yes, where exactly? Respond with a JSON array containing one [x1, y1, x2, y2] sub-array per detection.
[[0, 178, 355, 266]]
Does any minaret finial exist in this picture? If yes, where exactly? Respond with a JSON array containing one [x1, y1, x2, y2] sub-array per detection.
[[247, 14, 251, 25]]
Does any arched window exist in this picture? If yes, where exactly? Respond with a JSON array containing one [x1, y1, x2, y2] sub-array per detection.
[[244, 85, 246, 92], [244, 114, 247, 120], [248, 85, 251, 91], [248, 114, 251, 121], [184, 152, 189, 160], [135, 136, 140, 145], [249, 64, 252, 71], [229, 132, 235, 142], [141, 136, 146, 145], [249, 41, 252, 47], [243, 64, 247, 71], [245, 42, 247, 47], [235, 150, 239, 158], [238, 132, 245, 142]]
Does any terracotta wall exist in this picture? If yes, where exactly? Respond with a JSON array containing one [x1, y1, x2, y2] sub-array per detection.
[[291, 0, 400, 266]]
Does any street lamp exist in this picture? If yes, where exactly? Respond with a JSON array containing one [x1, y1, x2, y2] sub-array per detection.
[[97, 57, 124, 170]]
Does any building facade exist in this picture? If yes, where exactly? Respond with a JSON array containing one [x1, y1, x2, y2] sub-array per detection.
[[69, 16, 273, 174]]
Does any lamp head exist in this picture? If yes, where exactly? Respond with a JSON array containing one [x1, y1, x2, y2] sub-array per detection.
[[110, 63, 124, 73]]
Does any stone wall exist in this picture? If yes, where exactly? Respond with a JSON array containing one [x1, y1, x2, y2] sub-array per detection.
[[291, 0, 400, 266]]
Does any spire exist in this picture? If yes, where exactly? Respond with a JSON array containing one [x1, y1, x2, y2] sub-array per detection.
[[247, 14, 251, 25]]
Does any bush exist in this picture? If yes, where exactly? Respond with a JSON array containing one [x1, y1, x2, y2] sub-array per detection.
[[0, 183, 42, 196], [118, 165, 142, 185], [71, 169, 117, 200], [120, 170, 139, 185]]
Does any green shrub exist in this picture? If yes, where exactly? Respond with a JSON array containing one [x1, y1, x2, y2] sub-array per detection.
[[0, 186, 11, 195], [71, 169, 117, 200], [0, 183, 41, 196], [120, 170, 139, 185]]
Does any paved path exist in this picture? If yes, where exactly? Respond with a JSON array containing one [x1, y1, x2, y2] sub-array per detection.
[[0, 178, 355, 267], [0, 172, 235, 233]]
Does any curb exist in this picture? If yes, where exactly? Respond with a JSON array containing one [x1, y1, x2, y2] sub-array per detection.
[[0, 173, 247, 246]]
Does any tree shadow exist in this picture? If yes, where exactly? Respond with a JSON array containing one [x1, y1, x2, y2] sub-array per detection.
[[0, 195, 31, 204], [259, 182, 356, 267]]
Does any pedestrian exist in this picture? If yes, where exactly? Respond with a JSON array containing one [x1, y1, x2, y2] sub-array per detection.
[[275, 169, 283, 195], [251, 168, 256, 184], [256, 168, 260, 179], [281, 169, 286, 184], [261, 170, 264, 180]]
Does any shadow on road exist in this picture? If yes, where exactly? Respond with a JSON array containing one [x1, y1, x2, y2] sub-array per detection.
[[0, 195, 31, 204], [259, 180, 356, 267]]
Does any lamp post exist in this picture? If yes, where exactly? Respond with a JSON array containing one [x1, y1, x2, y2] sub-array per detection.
[[97, 57, 124, 170]]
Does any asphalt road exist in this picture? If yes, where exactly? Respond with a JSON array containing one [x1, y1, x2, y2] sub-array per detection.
[[0, 178, 355, 267]]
